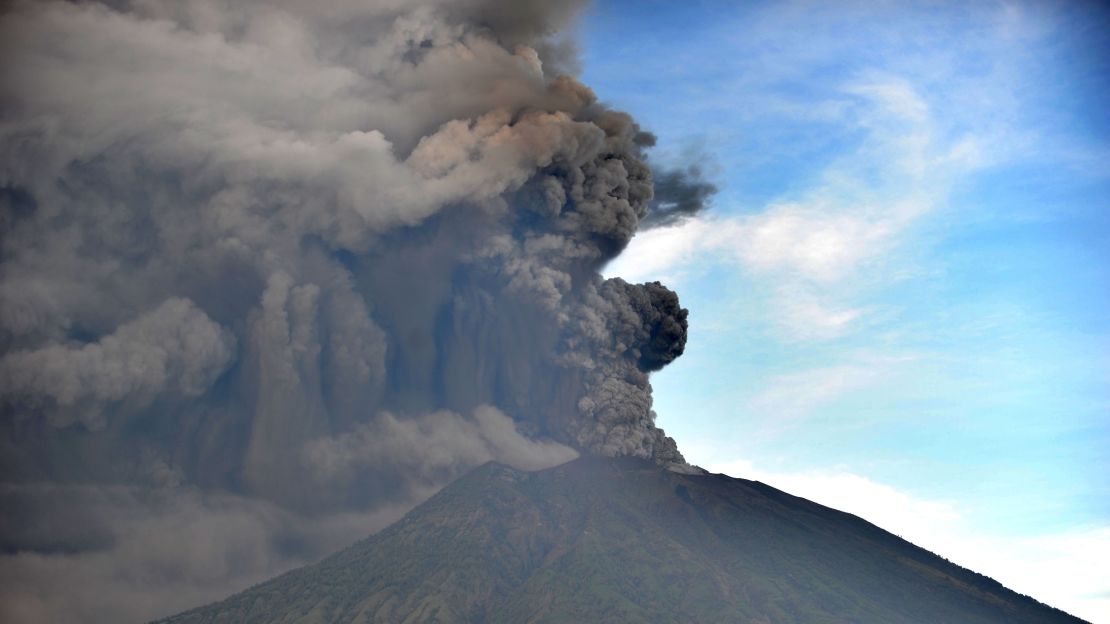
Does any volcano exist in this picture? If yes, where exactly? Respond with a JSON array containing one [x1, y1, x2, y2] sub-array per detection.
[[158, 457, 1086, 623]]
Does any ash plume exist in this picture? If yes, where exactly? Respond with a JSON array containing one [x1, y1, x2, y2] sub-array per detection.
[[0, 0, 706, 621], [641, 164, 718, 227]]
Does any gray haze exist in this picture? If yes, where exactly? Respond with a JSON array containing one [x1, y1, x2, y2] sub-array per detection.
[[0, 0, 712, 621]]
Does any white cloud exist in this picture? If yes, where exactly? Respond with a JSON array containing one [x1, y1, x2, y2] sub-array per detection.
[[748, 361, 887, 419], [608, 76, 974, 341], [846, 78, 929, 123], [604, 217, 717, 284], [767, 284, 867, 340], [709, 459, 1110, 624], [731, 201, 894, 282], [740, 353, 914, 438]]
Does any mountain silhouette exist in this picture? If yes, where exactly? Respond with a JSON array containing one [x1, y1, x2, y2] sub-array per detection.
[[158, 456, 1087, 623]]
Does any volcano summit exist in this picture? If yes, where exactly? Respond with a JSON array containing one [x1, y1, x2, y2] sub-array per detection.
[[159, 457, 1086, 624]]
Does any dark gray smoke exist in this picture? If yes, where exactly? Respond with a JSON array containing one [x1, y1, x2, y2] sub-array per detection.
[[0, 0, 702, 621], [642, 164, 718, 227]]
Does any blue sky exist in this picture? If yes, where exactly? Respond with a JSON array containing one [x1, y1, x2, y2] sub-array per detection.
[[580, 1, 1109, 620]]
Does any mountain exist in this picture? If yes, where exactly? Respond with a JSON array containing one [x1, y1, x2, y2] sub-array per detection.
[[158, 456, 1087, 624]]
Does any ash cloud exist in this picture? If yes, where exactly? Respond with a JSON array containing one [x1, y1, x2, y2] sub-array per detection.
[[0, 0, 695, 621], [641, 164, 718, 227], [0, 298, 236, 430]]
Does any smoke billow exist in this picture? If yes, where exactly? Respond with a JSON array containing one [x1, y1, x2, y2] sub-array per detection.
[[642, 164, 718, 227], [0, 0, 711, 621]]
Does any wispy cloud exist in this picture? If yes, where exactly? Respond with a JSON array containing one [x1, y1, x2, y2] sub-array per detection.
[[609, 74, 970, 341], [747, 357, 899, 424], [596, 4, 1110, 620], [602, 0, 1106, 347]]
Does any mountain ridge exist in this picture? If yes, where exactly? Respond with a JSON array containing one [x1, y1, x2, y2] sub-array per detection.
[[158, 456, 1088, 624]]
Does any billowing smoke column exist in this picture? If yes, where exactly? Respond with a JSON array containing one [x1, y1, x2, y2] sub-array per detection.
[[0, 0, 710, 621]]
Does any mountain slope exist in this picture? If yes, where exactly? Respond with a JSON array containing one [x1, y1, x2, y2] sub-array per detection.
[[159, 456, 1087, 624]]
